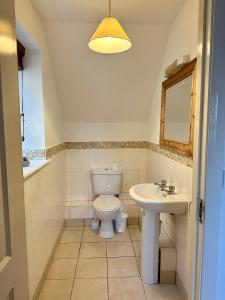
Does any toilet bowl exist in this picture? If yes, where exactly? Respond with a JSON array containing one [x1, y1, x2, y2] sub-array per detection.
[[93, 195, 121, 238]]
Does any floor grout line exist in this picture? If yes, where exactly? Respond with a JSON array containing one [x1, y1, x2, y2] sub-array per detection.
[[69, 225, 84, 300], [129, 228, 148, 300], [106, 240, 110, 300]]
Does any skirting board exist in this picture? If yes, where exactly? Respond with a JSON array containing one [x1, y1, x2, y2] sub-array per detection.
[[32, 221, 65, 300]]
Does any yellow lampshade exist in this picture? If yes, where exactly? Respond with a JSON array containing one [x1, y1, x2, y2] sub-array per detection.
[[88, 17, 132, 54]]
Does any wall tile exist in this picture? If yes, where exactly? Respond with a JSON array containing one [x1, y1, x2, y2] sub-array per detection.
[[147, 148, 192, 295], [122, 149, 139, 170], [70, 201, 89, 219], [24, 152, 66, 297], [70, 171, 91, 195], [89, 149, 106, 169], [122, 170, 139, 193], [70, 149, 90, 171]]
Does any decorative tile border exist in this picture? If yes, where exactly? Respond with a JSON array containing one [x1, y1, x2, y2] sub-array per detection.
[[146, 142, 193, 168], [23, 141, 192, 167], [22, 149, 46, 160], [46, 142, 67, 159], [66, 141, 148, 149]]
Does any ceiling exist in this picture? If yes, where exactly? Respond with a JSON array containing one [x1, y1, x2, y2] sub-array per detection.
[[31, 0, 185, 122], [32, 0, 184, 24]]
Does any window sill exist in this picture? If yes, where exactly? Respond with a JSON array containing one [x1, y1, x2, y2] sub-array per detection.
[[23, 159, 50, 181]]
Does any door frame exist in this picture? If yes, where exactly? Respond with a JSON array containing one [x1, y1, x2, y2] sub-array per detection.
[[192, 0, 225, 299], [0, 0, 29, 299]]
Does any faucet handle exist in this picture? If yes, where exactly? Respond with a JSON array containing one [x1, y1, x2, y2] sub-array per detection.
[[161, 180, 167, 187], [168, 185, 175, 194]]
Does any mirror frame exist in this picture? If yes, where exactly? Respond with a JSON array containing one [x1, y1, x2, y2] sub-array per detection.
[[160, 58, 197, 156]]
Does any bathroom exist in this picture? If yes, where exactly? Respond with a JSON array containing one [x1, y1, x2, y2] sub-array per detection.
[[1, 0, 225, 299]]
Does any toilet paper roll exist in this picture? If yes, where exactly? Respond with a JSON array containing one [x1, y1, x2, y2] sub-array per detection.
[[111, 162, 120, 170]]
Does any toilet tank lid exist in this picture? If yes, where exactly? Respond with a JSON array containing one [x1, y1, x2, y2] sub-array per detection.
[[91, 168, 122, 175]]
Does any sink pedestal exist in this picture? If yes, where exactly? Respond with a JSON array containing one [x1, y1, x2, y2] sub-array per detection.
[[141, 210, 160, 284]]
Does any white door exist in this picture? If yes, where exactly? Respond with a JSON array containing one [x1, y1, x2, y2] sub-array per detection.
[[0, 0, 29, 299], [193, 0, 225, 299]]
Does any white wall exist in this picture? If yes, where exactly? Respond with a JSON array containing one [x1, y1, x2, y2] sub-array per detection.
[[147, 0, 199, 144], [15, 0, 64, 147], [15, 1, 67, 298], [24, 153, 66, 298], [45, 21, 169, 123], [65, 122, 148, 141]]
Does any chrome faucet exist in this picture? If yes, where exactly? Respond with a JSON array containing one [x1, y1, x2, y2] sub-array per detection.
[[154, 180, 167, 190], [162, 185, 176, 195], [155, 180, 176, 194]]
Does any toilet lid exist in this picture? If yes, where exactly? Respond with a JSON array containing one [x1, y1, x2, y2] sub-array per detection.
[[94, 196, 121, 211]]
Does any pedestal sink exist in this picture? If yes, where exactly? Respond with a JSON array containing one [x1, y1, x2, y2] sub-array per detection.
[[129, 183, 188, 284]]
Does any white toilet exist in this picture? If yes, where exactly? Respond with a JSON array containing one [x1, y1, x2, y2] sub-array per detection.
[[91, 168, 123, 238]]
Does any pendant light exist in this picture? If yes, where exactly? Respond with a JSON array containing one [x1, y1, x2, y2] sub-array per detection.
[[88, 0, 132, 54]]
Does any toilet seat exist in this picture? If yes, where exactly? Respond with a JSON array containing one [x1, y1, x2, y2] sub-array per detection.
[[94, 195, 121, 212]]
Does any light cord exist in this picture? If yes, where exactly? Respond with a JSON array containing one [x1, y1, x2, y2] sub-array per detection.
[[109, 0, 111, 16]]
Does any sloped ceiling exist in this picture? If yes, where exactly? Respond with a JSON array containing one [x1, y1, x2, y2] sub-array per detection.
[[32, 0, 185, 122]]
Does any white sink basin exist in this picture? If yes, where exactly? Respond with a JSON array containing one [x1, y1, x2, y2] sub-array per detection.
[[129, 183, 188, 285], [129, 183, 188, 214]]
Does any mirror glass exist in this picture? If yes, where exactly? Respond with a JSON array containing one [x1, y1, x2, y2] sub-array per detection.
[[164, 75, 192, 143]]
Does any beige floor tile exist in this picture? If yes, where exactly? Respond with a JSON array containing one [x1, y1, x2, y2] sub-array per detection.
[[46, 259, 77, 279], [83, 225, 92, 231], [109, 230, 131, 242], [108, 257, 139, 277], [39, 279, 73, 300], [64, 226, 84, 231], [136, 256, 141, 272], [71, 278, 108, 300], [82, 230, 105, 242], [129, 229, 141, 241], [66, 219, 84, 227], [75, 258, 107, 278], [107, 242, 135, 257], [54, 243, 80, 259], [144, 284, 181, 300], [60, 230, 82, 243], [132, 241, 141, 257], [128, 225, 139, 230], [108, 277, 146, 300], [79, 242, 106, 258]]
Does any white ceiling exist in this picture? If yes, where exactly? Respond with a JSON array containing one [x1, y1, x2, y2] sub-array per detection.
[[31, 0, 185, 122], [32, 0, 184, 24]]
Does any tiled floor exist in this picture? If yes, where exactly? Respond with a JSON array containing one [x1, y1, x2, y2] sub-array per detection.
[[39, 225, 182, 300]]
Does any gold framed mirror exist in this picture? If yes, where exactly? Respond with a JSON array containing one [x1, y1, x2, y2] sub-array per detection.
[[160, 58, 197, 156]]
